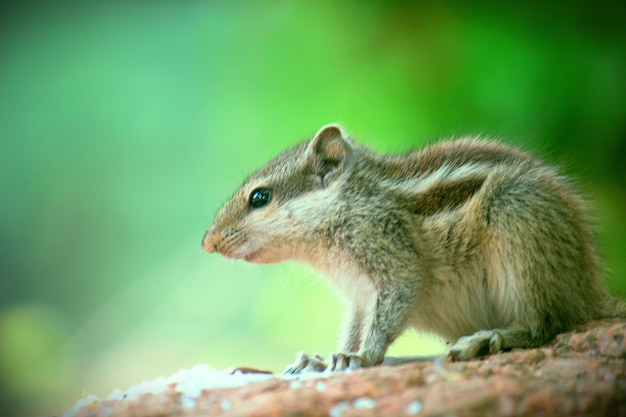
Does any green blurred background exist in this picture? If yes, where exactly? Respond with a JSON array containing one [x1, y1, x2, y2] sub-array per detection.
[[1, 1, 625, 416]]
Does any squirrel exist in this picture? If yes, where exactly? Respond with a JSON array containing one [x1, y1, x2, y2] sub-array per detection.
[[202, 124, 626, 374]]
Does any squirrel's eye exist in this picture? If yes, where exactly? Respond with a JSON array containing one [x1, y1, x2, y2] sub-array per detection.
[[249, 188, 272, 209]]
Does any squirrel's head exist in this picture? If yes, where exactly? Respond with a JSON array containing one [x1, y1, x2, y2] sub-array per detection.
[[202, 124, 354, 264]]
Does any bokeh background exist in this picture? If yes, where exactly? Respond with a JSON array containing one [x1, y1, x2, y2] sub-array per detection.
[[1, 1, 625, 416]]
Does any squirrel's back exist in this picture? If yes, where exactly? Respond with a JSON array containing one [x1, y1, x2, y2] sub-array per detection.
[[204, 125, 625, 366], [332, 137, 614, 340]]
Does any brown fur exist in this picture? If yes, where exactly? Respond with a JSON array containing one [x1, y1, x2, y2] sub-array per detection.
[[203, 124, 625, 373], [408, 177, 486, 216]]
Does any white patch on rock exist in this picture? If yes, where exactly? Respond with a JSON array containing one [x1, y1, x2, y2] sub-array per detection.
[[353, 397, 376, 409], [407, 400, 423, 415], [220, 399, 232, 410], [60, 364, 274, 417], [329, 401, 351, 417]]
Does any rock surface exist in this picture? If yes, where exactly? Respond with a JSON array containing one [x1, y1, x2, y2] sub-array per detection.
[[66, 320, 626, 417]]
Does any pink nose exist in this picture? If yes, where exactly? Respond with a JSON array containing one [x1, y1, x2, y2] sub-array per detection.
[[202, 227, 220, 253]]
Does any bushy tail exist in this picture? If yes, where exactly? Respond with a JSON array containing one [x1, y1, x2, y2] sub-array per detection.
[[602, 295, 626, 319]]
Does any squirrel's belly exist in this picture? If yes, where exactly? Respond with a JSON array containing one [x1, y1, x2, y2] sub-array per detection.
[[411, 273, 512, 341]]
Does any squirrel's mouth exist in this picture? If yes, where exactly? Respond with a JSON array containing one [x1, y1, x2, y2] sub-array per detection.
[[219, 244, 262, 263], [204, 229, 281, 264], [243, 252, 259, 262], [243, 250, 264, 263], [243, 249, 280, 264], [218, 245, 247, 261]]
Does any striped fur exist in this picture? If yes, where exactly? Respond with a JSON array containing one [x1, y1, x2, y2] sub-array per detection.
[[203, 124, 624, 372]]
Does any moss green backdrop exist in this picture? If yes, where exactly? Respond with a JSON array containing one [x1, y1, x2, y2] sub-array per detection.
[[1, 1, 625, 416]]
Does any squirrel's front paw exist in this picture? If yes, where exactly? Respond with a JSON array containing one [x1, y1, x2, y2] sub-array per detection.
[[448, 330, 503, 361], [330, 352, 365, 371], [283, 352, 328, 375]]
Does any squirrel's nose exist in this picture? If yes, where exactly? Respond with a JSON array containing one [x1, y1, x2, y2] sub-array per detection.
[[202, 227, 219, 253]]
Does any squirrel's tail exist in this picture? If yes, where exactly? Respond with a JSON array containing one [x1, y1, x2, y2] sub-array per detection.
[[601, 295, 626, 319]]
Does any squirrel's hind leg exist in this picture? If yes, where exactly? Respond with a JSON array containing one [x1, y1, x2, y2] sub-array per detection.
[[447, 327, 549, 361], [382, 355, 439, 365]]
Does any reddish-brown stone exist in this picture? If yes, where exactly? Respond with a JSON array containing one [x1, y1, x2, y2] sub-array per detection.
[[67, 320, 626, 417]]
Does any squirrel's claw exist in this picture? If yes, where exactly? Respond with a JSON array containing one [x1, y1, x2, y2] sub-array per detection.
[[330, 352, 365, 371], [283, 352, 328, 375]]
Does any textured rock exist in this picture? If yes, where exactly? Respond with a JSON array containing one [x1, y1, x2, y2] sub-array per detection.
[[65, 320, 626, 417]]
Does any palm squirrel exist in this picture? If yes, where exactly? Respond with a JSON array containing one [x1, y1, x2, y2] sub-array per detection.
[[202, 124, 625, 373]]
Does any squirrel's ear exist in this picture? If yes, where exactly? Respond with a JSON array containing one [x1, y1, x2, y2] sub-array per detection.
[[306, 124, 352, 186]]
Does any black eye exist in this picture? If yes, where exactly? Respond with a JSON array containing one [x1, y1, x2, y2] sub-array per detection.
[[249, 188, 272, 209]]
